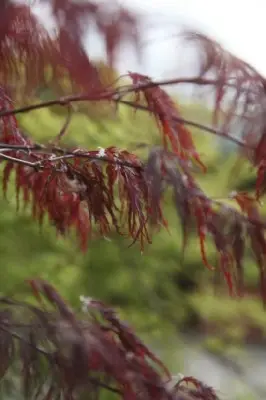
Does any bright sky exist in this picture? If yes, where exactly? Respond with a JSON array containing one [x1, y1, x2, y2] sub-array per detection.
[[117, 0, 266, 78], [33, 0, 266, 79]]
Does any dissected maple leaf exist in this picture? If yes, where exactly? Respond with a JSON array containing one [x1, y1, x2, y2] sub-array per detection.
[[127, 72, 206, 172], [184, 31, 266, 132]]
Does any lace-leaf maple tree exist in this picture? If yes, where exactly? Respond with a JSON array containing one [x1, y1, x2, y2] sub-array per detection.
[[1, 0, 266, 399]]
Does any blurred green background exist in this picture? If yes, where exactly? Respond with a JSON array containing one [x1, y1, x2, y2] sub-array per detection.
[[1, 67, 265, 400]]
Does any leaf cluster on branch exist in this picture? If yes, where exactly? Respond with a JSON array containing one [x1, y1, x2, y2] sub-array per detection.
[[1, 0, 266, 398], [0, 279, 219, 400]]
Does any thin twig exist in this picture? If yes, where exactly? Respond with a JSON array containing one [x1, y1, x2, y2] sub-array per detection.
[[45, 152, 143, 170], [0, 324, 52, 358], [115, 98, 251, 150], [88, 377, 121, 395], [52, 103, 73, 145], [0, 152, 41, 168], [0, 76, 258, 157], [0, 92, 112, 118], [117, 76, 223, 95], [0, 143, 144, 171], [0, 75, 253, 119]]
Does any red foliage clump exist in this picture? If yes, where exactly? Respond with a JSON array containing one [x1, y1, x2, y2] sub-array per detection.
[[0, 89, 162, 250], [0, 0, 141, 100], [0, 279, 219, 400]]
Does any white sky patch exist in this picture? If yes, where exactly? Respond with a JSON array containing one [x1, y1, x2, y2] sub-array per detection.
[[31, 0, 266, 78]]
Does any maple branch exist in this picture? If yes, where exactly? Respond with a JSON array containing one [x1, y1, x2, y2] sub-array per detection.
[[0, 152, 41, 168], [116, 98, 248, 150], [52, 103, 73, 145], [44, 151, 143, 170], [0, 144, 143, 170], [0, 92, 112, 118], [118, 76, 222, 94], [117, 75, 254, 96], [1, 142, 266, 239], [0, 93, 252, 157]]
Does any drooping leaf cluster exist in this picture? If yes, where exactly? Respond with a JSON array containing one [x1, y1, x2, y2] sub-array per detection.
[[0, 279, 219, 400], [0, 0, 141, 100]]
